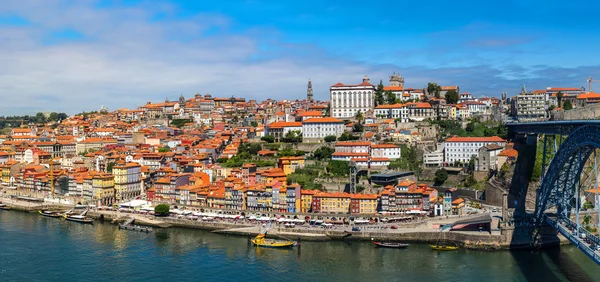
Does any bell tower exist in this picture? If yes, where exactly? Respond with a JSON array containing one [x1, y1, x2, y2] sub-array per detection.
[[307, 79, 313, 101], [389, 72, 404, 88]]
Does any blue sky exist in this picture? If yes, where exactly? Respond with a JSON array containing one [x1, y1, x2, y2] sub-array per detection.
[[1, 0, 600, 114]]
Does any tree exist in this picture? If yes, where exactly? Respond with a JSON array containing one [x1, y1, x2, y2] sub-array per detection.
[[35, 112, 47, 124], [170, 119, 192, 128], [445, 90, 459, 104], [106, 162, 115, 173], [548, 105, 556, 111], [354, 110, 364, 124], [338, 132, 359, 141], [327, 160, 349, 176], [250, 121, 259, 127], [352, 123, 364, 133], [468, 156, 476, 172], [464, 175, 477, 187], [434, 169, 448, 185], [375, 80, 385, 106], [385, 90, 397, 104], [563, 100, 573, 110], [556, 91, 564, 108], [261, 135, 275, 143], [48, 112, 59, 122], [428, 82, 441, 98], [282, 130, 302, 143], [154, 204, 170, 216], [324, 135, 337, 143], [313, 146, 334, 160], [158, 147, 171, 153]]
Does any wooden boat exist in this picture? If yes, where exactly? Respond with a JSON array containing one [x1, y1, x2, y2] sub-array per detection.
[[251, 234, 295, 248], [39, 210, 63, 218], [429, 244, 459, 251], [373, 242, 409, 248], [64, 210, 93, 224], [0, 203, 11, 210]]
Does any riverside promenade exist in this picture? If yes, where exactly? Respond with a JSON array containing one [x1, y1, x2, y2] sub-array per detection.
[[0, 196, 569, 250]]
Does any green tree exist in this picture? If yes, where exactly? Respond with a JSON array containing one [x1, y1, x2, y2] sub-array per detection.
[[338, 132, 359, 141], [282, 130, 302, 143], [385, 90, 397, 104], [312, 146, 334, 160], [375, 80, 385, 106], [170, 119, 192, 128], [556, 91, 564, 108], [354, 110, 364, 124], [48, 112, 59, 122], [106, 162, 115, 173], [327, 160, 349, 176], [352, 123, 364, 132], [158, 147, 171, 153], [250, 121, 259, 127], [464, 175, 477, 187], [154, 204, 170, 216], [261, 135, 275, 143], [468, 156, 476, 172], [434, 168, 448, 185], [324, 135, 337, 143], [35, 112, 47, 124], [428, 82, 441, 98], [445, 89, 459, 104], [563, 100, 573, 110]]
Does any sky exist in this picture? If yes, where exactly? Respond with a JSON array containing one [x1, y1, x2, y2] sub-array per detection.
[[2, 0, 600, 115]]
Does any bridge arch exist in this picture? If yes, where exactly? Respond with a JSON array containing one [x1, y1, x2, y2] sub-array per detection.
[[536, 125, 600, 220]]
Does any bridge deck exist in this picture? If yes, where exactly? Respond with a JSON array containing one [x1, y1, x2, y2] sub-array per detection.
[[508, 120, 600, 135], [545, 215, 600, 266]]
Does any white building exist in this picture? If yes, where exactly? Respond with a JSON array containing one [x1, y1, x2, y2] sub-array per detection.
[[459, 101, 487, 115], [330, 75, 375, 119], [444, 136, 506, 165], [423, 148, 444, 168], [302, 117, 345, 143], [370, 144, 401, 160], [374, 102, 434, 122], [513, 92, 548, 122], [265, 121, 303, 142]]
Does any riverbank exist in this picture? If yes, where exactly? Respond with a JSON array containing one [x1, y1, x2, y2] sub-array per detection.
[[0, 197, 570, 250]]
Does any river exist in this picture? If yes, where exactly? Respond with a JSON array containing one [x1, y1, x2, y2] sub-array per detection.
[[1, 211, 598, 281]]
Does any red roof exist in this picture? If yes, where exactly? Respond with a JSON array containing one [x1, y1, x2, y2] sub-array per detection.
[[335, 141, 371, 147], [267, 121, 302, 128], [498, 148, 518, 157], [445, 136, 505, 143], [303, 117, 343, 123]]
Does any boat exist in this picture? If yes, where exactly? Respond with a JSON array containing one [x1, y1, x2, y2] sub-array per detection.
[[429, 244, 459, 251], [373, 242, 409, 248], [0, 203, 11, 210], [64, 210, 94, 224], [39, 210, 63, 218], [251, 234, 295, 248]]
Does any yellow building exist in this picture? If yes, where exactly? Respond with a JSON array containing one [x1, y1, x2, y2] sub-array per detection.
[[112, 162, 142, 201], [351, 194, 379, 214], [278, 156, 305, 175], [447, 106, 457, 119], [92, 173, 115, 205], [1, 160, 19, 186], [316, 192, 351, 214], [301, 189, 316, 213]]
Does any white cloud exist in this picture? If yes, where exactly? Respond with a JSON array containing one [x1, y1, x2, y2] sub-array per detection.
[[0, 0, 599, 115]]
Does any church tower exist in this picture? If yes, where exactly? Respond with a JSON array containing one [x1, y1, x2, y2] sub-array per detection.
[[362, 74, 370, 84], [179, 94, 185, 108], [307, 79, 313, 101], [389, 72, 404, 88]]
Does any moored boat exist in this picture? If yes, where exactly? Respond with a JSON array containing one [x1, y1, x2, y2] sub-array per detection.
[[64, 210, 94, 224], [251, 234, 295, 248], [429, 244, 459, 251], [39, 210, 63, 218], [0, 203, 11, 210], [373, 242, 409, 248]]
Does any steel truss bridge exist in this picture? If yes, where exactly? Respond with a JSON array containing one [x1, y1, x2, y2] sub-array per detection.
[[509, 121, 600, 265]]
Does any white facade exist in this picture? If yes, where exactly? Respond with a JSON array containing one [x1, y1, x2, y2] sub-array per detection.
[[302, 118, 345, 142], [330, 75, 375, 119], [370, 144, 401, 160], [444, 137, 506, 165], [423, 149, 444, 167]]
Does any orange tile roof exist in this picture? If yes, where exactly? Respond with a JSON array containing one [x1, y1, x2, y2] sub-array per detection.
[[383, 86, 404, 91], [445, 136, 505, 143], [267, 121, 302, 128], [498, 148, 518, 157], [303, 117, 343, 123], [298, 111, 323, 117], [335, 141, 371, 146]]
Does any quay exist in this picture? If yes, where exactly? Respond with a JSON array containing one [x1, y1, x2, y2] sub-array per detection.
[[0, 197, 570, 250]]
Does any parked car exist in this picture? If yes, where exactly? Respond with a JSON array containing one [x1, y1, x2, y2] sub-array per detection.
[[390, 226, 398, 230], [352, 227, 361, 232]]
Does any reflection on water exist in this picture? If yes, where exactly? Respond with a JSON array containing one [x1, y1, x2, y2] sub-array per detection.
[[1, 211, 599, 282]]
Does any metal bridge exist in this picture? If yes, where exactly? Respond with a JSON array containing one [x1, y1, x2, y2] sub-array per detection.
[[508, 121, 600, 265]]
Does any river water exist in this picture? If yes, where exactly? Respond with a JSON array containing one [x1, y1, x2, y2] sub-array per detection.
[[1, 211, 598, 281]]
